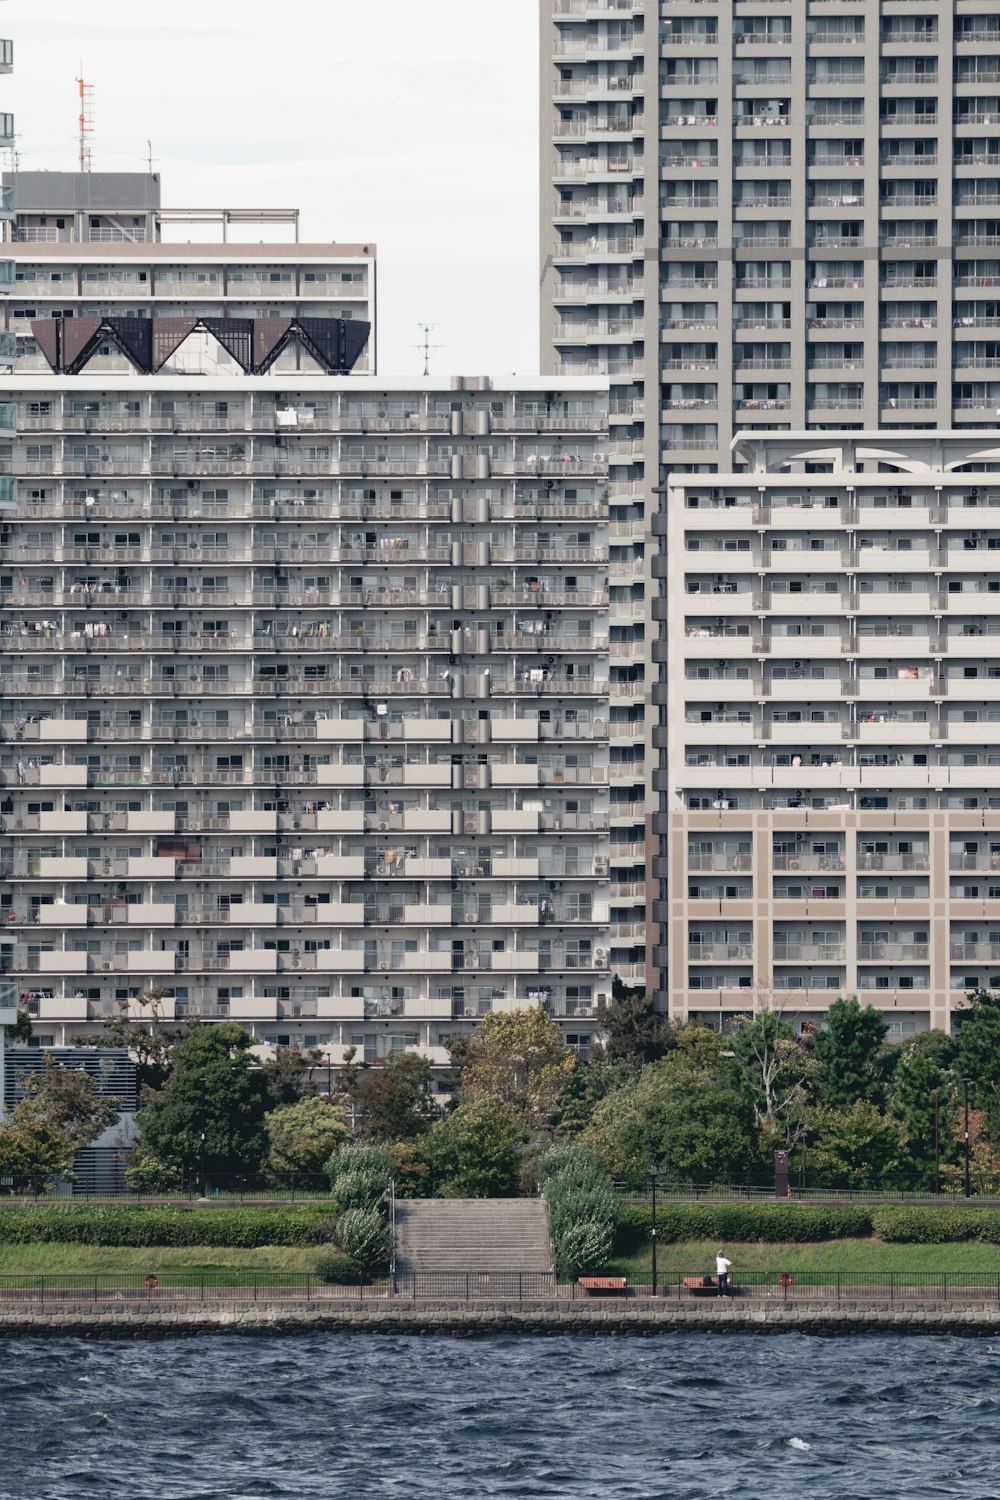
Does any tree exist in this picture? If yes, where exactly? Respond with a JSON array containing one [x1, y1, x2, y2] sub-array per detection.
[[344, 1052, 437, 1142], [424, 1099, 528, 1198], [0, 1063, 119, 1187], [553, 1055, 635, 1136], [887, 1029, 957, 1188], [452, 1006, 575, 1128], [581, 1029, 761, 1185], [729, 1005, 814, 1148], [813, 997, 891, 1109], [595, 984, 675, 1066], [953, 989, 1000, 1141], [5, 1006, 32, 1044], [264, 1095, 350, 1180], [75, 987, 184, 1090], [263, 1045, 324, 1106], [131, 1023, 271, 1186], [808, 1100, 906, 1189]]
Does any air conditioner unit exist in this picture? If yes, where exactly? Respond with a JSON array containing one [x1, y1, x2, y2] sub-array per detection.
[[788, 858, 800, 871], [594, 857, 609, 876], [465, 914, 477, 924], [292, 957, 301, 968], [594, 948, 608, 966], [378, 821, 388, 831], [379, 960, 389, 971]]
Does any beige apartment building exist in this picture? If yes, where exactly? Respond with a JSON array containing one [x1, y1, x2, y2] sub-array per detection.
[[666, 429, 1000, 1034]]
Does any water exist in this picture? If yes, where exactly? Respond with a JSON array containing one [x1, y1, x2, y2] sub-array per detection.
[[1, 1333, 996, 1498]]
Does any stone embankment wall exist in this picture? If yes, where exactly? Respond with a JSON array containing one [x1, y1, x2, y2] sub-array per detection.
[[3, 1299, 1000, 1338]]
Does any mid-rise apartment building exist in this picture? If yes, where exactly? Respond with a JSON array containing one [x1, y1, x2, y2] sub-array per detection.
[[4, 172, 376, 375], [539, 0, 1000, 1013], [0, 8, 16, 1094], [0, 364, 610, 1079], [666, 429, 1000, 1034]]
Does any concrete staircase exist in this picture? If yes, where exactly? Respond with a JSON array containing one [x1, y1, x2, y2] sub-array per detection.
[[394, 1198, 553, 1275]]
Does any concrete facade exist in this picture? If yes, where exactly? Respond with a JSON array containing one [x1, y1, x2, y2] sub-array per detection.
[[0, 368, 610, 1075], [666, 429, 1000, 1030], [539, 0, 1000, 1012]]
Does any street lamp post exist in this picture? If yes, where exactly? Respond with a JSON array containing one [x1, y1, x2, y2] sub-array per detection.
[[199, 1073, 208, 1200], [649, 1167, 661, 1298], [932, 1087, 940, 1196], [964, 1077, 972, 1200]]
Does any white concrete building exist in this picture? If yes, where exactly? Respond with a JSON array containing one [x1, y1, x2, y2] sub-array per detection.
[[0, 367, 610, 1080], [665, 429, 1000, 1034], [4, 172, 376, 375]]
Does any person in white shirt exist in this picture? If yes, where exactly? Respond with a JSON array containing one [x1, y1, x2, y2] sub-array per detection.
[[716, 1250, 732, 1297]]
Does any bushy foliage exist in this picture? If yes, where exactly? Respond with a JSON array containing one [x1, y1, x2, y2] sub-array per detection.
[[616, 1201, 875, 1247], [542, 1144, 619, 1278], [424, 1100, 528, 1198], [264, 1096, 350, 1180], [0, 1204, 336, 1247], [336, 1207, 391, 1273], [314, 1249, 364, 1284], [325, 1142, 395, 1188], [331, 1169, 389, 1216]]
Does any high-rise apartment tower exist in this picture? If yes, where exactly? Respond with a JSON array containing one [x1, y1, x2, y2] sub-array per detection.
[[540, 0, 1000, 1013]]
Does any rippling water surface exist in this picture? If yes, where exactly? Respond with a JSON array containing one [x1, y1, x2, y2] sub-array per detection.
[[1, 1333, 997, 1498]]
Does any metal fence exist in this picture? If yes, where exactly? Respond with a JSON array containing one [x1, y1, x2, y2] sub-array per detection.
[[2, 1270, 1000, 1303], [615, 1179, 1000, 1204]]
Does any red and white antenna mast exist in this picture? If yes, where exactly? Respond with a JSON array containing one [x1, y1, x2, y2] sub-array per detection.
[[77, 73, 94, 172]]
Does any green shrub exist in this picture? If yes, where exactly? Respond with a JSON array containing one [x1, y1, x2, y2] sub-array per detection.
[[325, 1143, 394, 1188], [336, 1208, 390, 1273], [546, 1181, 617, 1241], [553, 1216, 616, 1279], [331, 1169, 388, 1216], [871, 1206, 994, 1244], [538, 1143, 607, 1190], [314, 1250, 361, 1284], [0, 1205, 335, 1248], [616, 1202, 874, 1247], [542, 1144, 618, 1278], [309, 1216, 340, 1246]]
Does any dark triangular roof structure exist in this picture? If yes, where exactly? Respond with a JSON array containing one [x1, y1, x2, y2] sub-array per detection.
[[151, 317, 198, 372], [30, 314, 371, 375], [201, 318, 254, 372], [106, 317, 152, 373], [31, 320, 61, 371], [60, 317, 104, 370], [252, 318, 294, 372], [296, 317, 371, 374]]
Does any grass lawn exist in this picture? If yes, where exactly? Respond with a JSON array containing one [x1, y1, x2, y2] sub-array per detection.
[[0, 1244, 322, 1280], [607, 1238, 1000, 1278]]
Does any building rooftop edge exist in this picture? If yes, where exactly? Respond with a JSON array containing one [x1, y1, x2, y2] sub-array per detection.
[[15, 242, 376, 259], [0, 374, 609, 393]]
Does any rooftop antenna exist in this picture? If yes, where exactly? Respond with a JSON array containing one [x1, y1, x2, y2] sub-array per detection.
[[414, 322, 443, 377], [146, 140, 156, 175], [77, 71, 94, 172]]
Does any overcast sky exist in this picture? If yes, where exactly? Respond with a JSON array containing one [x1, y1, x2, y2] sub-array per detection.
[[7, 0, 540, 378]]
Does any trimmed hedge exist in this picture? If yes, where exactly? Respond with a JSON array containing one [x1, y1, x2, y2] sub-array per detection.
[[617, 1203, 874, 1248], [314, 1250, 366, 1284], [0, 1205, 336, 1248], [870, 1207, 1000, 1245], [617, 1202, 1000, 1247]]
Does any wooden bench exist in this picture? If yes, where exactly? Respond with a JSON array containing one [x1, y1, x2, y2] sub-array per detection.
[[578, 1275, 629, 1296], [682, 1275, 739, 1298]]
